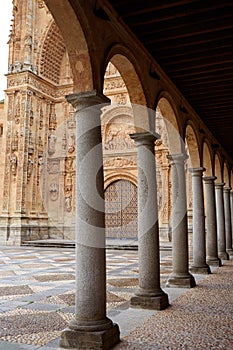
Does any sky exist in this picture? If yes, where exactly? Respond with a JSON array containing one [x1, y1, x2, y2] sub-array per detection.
[[0, 1, 13, 100]]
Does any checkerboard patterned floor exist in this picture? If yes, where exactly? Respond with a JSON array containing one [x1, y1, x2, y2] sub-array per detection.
[[0, 246, 173, 349]]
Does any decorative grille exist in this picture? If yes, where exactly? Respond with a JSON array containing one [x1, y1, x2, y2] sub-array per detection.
[[105, 180, 138, 238]]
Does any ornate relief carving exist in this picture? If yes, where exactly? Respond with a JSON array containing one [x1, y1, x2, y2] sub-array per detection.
[[27, 155, 34, 182], [67, 129, 75, 153], [10, 152, 18, 177], [38, 0, 45, 8], [64, 157, 74, 212], [15, 97, 21, 124], [12, 131, 19, 151], [29, 109, 34, 126], [37, 156, 44, 185], [104, 62, 120, 77], [114, 93, 127, 105], [104, 80, 126, 91], [48, 131, 56, 155], [65, 191, 72, 212], [49, 103, 57, 130], [104, 157, 137, 168], [104, 125, 135, 151], [49, 179, 59, 201], [47, 159, 60, 174], [28, 131, 34, 154], [39, 105, 43, 129]]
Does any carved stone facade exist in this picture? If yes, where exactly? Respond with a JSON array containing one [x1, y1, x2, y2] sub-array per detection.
[[0, 1, 172, 244]]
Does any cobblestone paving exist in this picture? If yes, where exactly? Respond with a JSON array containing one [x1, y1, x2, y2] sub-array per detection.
[[113, 260, 233, 350], [0, 246, 231, 349]]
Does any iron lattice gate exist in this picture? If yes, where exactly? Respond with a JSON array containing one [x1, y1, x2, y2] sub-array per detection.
[[105, 180, 138, 238]]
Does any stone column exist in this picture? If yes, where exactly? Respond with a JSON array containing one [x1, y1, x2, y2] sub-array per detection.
[[189, 168, 211, 274], [223, 187, 233, 256], [60, 91, 120, 349], [130, 132, 169, 310], [215, 183, 229, 261], [166, 154, 196, 288], [231, 191, 233, 246], [203, 176, 221, 266]]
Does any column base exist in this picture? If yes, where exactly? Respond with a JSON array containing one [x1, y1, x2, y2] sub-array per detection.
[[218, 252, 229, 260], [190, 264, 211, 274], [206, 257, 222, 267], [60, 323, 120, 350], [166, 273, 196, 288], [130, 291, 169, 310], [226, 249, 233, 257]]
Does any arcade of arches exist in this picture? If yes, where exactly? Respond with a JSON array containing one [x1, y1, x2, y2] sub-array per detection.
[[0, 1, 232, 349]]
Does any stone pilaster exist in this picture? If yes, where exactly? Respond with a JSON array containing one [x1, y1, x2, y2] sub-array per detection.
[[189, 168, 211, 274], [203, 176, 221, 266], [223, 187, 233, 256], [166, 154, 196, 288], [129, 132, 169, 310], [60, 90, 120, 350], [215, 183, 229, 261]]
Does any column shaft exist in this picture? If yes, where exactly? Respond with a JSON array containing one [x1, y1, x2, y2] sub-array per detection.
[[215, 183, 229, 261], [189, 168, 210, 274], [130, 132, 169, 310], [166, 154, 196, 288], [231, 192, 233, 248], [60, 90, 120, 349], [223, 187, 233, 256], [203, 176, 221, 266]]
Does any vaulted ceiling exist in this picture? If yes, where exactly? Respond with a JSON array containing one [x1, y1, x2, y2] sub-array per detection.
[[108, 0, 233, 159]]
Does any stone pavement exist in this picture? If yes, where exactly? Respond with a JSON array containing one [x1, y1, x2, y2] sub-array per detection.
[[0, 244, 232, 349]]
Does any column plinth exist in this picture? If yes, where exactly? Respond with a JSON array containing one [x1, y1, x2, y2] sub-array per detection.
[[59, 90, 120, 350], [215, 183, 229, 261], [223, 187, 233, 256], [189, 168, 211, 274], [203, 176, 221, 267], [166, 154, 196, 288], [129, 132, 169, 310]]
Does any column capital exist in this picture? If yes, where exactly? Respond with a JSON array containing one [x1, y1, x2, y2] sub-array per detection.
[[203, 176, 217, 183], [189, 167, 206, 175], [223, 186, 232, 193], [130, 131, 160, 146], [215, 182, 225, 189], [66, 90, 110, 111], [167, 153, 188, 164]]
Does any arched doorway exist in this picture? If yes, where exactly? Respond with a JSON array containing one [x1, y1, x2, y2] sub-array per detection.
[[105, 179, 138, 239]]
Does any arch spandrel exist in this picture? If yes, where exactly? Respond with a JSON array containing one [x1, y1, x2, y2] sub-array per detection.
[[43, 0, 93, 92], [104, 53, 150, 132], [202, 141, 213, 176], [156, 96, 183, 155], [223, 161, 230, 187], [185, 124, 200, 169], [214, 153, 222, 182]]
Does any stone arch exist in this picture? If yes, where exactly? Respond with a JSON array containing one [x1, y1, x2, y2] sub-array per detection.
[[184, 123, 200, 169], [214, 152, 222, 182], [223, 161, 230, 187], [104, 49, 149, 131], [202, 140, 213, 176], [231, 170, 233, 188], [104, 173, 137, 189], [184, 124, 200, 233], [104, 178, 138, 239], [43, 0, 93, 91], [156, 94, 183, 154]]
